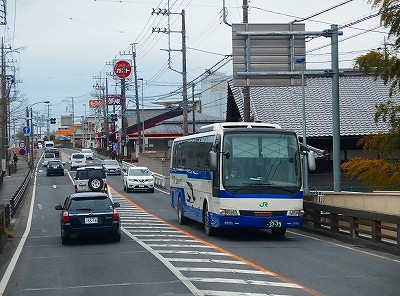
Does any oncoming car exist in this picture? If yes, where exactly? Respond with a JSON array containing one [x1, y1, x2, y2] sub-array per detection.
[[55, 192, 121, 244], [123, 166, 155, 193], [74, 166, 107, 193], [102, 159, 121, 175]]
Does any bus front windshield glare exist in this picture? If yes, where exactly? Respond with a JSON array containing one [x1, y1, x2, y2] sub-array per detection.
[[222, 132, 301, 194]]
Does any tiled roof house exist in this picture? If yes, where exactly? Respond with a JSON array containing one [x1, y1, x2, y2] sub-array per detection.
[[227, 72, 400, 189]]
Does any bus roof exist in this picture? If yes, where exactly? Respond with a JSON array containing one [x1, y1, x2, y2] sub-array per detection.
[[199, 122, 281, 132]]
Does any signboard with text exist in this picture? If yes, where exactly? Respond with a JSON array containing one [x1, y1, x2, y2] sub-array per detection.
[[107, 95, 122, 105]]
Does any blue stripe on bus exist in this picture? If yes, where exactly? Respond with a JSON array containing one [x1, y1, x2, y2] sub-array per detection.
[[219, 190, 303, 199], [170, 169, 211, 180]]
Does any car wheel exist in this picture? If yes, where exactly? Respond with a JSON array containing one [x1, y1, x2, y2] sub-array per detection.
[[88, 176, 104, 192], [149, 188, 155, 193], [204, 202, 214, 236], [123, 182, 126, 192], [177, 196, 187, 225], [271, 228, 286, 237], [46, 172, 50, 176]]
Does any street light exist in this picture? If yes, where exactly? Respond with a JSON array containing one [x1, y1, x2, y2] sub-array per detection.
[[28, 101, 50, 168], [295, 56, 309, 195], [83, 103, 86, 148], [138, 78, 145, 152]]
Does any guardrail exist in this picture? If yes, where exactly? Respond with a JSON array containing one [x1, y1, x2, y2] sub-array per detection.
[[302, 200, 400, 253], [121, 161, 167, 189], [8, 169, 32, 220]]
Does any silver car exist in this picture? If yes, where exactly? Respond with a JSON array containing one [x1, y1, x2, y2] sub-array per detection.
[[102, 159, 121, 175]]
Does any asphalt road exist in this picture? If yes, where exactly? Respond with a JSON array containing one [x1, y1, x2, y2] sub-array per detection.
[[0, 150, 399, 296]]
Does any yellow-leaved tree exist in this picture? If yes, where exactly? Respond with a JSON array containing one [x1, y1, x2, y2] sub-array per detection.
[[342, 0, 400, 190]]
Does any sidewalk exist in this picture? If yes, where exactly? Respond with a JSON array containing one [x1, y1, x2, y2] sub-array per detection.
[[0, 161, 31, 205]]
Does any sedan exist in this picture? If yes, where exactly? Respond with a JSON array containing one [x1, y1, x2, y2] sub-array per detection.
[[55, 192, 121, 244], [46, 160, 65, 176], [102, 159, 122, 175]]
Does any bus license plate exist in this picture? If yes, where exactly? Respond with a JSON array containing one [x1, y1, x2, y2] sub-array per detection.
[[85, 217, 98, 224], [267, 220, 281, 228]]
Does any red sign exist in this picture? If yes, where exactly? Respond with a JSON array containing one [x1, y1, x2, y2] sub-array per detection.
[[114, 60, 132, 79], [89, 99, 104, 109]]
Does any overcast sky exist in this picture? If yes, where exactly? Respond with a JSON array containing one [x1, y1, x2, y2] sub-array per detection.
[[3, 0, 387, 121]]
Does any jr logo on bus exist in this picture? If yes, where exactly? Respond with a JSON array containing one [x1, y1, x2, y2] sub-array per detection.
[[259, 201, 269, 207]]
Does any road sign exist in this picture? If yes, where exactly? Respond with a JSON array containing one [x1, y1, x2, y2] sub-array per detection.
[[18, 142, 26, 149], [113, 60, 132, 79], [19, 148, 26, 156], [22, 126, 30, 134]]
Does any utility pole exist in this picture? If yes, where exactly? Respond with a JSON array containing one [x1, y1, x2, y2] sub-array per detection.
[[152, 4, 188, 135], [129, 42, 142, 154], [242, 0, 250, 122]]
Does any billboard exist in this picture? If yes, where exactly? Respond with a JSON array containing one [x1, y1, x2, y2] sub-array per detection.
[[89, 99, 104, 109], [232, 23, 306, 87]]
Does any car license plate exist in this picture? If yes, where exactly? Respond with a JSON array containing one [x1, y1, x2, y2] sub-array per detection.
[[139, 184, 144, 187], [267, 220, 282, 228], [85, 217, 98, 224]]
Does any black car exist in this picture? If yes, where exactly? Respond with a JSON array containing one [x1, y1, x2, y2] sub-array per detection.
[[46, 160, 65, 176], [55, 192, 121, 244]]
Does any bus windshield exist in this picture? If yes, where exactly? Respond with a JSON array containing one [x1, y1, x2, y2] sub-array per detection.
[[222, 131, 301, 194]]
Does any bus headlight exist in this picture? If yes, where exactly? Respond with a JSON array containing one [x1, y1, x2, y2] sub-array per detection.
[[220, 209, 239, 216], [287, 210, 304, 217]]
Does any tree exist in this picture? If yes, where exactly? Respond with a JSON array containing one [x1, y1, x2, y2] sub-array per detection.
[[341, 1, 400, 190]]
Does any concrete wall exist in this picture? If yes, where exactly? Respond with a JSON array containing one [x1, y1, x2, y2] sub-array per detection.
[[314, 191, 400, 216]]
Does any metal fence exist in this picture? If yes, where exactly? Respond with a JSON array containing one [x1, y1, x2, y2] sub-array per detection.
[[302, 200, 400, 254], [121, 161, 167, 189]]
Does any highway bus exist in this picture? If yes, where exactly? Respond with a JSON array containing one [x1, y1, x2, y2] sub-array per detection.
[[170, 122, 315, 236]]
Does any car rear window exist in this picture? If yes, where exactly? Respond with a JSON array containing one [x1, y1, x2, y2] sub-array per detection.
[[72, 154, 85, 159], [75, 169, 105, 180], [44, 153, 55, 158], [69, 197, 112, 211]]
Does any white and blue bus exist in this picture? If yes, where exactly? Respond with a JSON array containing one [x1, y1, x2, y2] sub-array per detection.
[[170, 122, 315, 236]]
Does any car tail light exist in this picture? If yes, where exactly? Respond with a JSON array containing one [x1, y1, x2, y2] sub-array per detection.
[[112, 210, 119, 221], [62, 211, 70, 223], [74, 184, 77, 192], [104, 182, 108, 191]]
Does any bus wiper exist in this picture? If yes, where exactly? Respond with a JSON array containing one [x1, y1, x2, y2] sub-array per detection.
[[232, 182, 295, 194]]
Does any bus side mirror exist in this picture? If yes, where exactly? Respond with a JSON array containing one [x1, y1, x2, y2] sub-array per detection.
[[308, 151, 316, 171], [209, 151, 217, 172]]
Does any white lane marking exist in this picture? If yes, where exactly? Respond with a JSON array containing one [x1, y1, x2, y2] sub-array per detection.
[[176, 267, 270, 275], [166, 258, 247, 265], [0, 164, 39, 295], [189, 277, 302, 288], [121, 228, 203, 295]]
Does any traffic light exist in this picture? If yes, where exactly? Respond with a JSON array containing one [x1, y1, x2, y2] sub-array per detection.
[[110, 113, 118, 122], [50, 118, 56, 124]]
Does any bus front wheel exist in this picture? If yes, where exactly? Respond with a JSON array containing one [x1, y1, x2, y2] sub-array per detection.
[[271, 228, 286, 237], [177, 196, 187, 225], [203, 203, 214, 236]]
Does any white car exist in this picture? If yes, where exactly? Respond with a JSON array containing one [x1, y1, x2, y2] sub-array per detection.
[[70, 153, 87, 170], [43, 152, 57, 167], [81, 148, 94, 160], [123, 166, 155, 193]]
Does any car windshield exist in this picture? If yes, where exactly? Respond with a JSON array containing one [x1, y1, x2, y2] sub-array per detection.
[[72, 154, 85, 159], [69, 197, 112, 211], [103, 160, 119, 165], [128, 168, 151, 176]]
